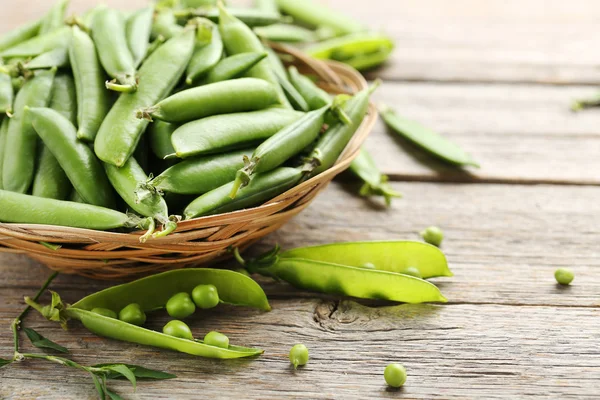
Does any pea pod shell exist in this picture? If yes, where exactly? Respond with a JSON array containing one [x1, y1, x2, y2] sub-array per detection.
[[0, 118, 8, 189], [0, 72, 13, 114], [39, 0, 69, 34], [0, 19, 41, 53], [0, 189, 129, 229], [25, 46, 69, 69], [380, 104, 480, 168], [266, 258, 447, 303], [126, 6, 154, 68], [2, 68, 56, 194], [204, 52, 267, 84], [185, 20, 223, 84], [28, 107, 115, 208], [275, 0, 365, 35], [171, 107, 303, 158], [0, 26, 70, 58], [348, 147, 401, 205], [94, 28, 196, 167], [288, 66, 331, 110]]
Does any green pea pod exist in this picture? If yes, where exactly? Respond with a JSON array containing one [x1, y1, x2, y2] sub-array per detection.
[[265, 47, 308, 112], [275, 0, 365, 35], [0, 72, 13, 115], [380, 104, 480, 168], [151, 9, 184, 41], [185, 19, 223, 84], [148, 120, 176, 160], [0, 118, 8, 189], [184, 166, 302, 218], [0, 19, 41, 53], [204, 52, 267, 84], [140, 78, 279, 123], [94, 28, 196, 167], [180, 6, 284, 27], [306, 32, 395, 71], [280, 241, 452, 279], [92, 7, 137, 92], [0, 26, 70, 58], [28, 107, 115, 208], [287, 66, 330, 110], [254, 24, 316, 43], [39, 0, 69, 34], [126, 6, 154, 68], [69, 26, 110, 142], [2, 68, 56, 194], [230, 106, 327, 197], [146, 148, 253, 195], [254, 0, 279, 14], [0, 189, 131, 229], [172, 107, 303, 158], [24, 46, 69, 70], [181, 0, 218, 7], [218, 4, 290, 107], [47, 73, 76, 123], [348, 147, 401, 206]]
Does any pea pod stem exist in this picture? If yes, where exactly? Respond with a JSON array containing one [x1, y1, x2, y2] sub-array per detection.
[[349, 147, 401, 206]]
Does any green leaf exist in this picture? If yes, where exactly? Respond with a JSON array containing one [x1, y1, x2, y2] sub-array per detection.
[[102, 364, 137, 390], [23, 328, 69, 353], [106, 389, 125, 400], [94, 363, 176, 380], [91, 374, 105, 400], [0, 358, 12, 368]]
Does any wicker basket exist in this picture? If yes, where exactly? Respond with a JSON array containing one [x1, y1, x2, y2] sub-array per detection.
[[0, 44, 377, 280]]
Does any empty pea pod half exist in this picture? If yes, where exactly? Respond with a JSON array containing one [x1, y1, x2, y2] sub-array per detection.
[[26, 269, 270, 358]]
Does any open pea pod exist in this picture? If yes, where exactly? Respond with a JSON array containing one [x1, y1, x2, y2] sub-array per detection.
[[280, 241, 452, 279]]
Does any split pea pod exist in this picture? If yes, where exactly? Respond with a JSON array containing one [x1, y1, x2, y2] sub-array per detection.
[[2, 68, 56, 194], [171, 107, 303, 158], [24, 46, 69, 70], [126, 6, 154, 68], [349, 148, 401, 206], [69, 26, 110, 142], [288, 66, 331, 110], [0, 19, 41, 53], [185, 18, 223, 85], [230, 106, 328, 197], [39, 0, 69, 34], [218, 4, 290, 107], [204, 52, 267, 84], [92, 6, 137, 92], [28, 107, 115, 208], [0, 118, 7, 189], [139, 78, 280, 123], [148, 120, 176, 160], [94, 28, 196, 167], [275, 0, 365, 35], [0, 72, 13, 115], [0, 26, 70, 59], [184, 167, 302, 218]]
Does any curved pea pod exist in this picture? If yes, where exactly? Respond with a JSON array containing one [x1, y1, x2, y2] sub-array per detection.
[[348, 147, 401, 206], [0, 19, 41, 53], [28, 107, 115, 208], [0, 26, 70, 58], [275, 0, 365, 35], [2, 68, 56, 194], [287, 66, 331, 110], [184, 166, 302, 218], [281, 241, 452, 279], [230, 106, 327, 197], [171, 107, 303, 158], [39, 0, 69, 34], [0, 118, 8, 189], [24, 47, 69, 70], [265, 47, 308, 112], [183, 6, 284, 27], [92, 7, 137, 92], [218, 4, 290, 107], [379, 104, 480, 168], [139, 78, 280, 124], [254, 24, 316, 43], [148, 120, 177, 160], [185, 19, 223, 85], [151, 8, 184, 41], [69, 26, 110, 142], [0, 189, 132, 230], [204, 52, 267, 84], [306, 33, 395, 71], [0, 72, 13, 115], [126, 6, 154, 68], [94, 28, 196, 167]]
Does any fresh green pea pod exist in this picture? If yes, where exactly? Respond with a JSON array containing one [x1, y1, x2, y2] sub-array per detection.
[[28, 107, 115, 208], [184, 166, 302, 218], [179, 6, 284, 27], [151, 9, 184, 41], [69, 26, 110, 142], [24, 46, 69, 70], [39, 0, 69, 34], [2, 68, 56, 194], [254, 24, 316, 43], [287, 66, 330, 110], [0, 26, 69, 59], [92, 6, 137, 92], [218, 4, 290, 108], [275, 0, 365, 35], [46, 73, 76, 123], [0, 19, 41, 53], [204, 52, 267, 84], [139, 78, 279, 124], [133, 133, 149, 173], [379, 104, 480, 168], [0, 118, 8, 189], [254, 0, 279, 14], [230, 106, 327, 197], [185, 19, 223, 85], [94, 28, 196, 167], [0, 189, 133, 229], [280, 241, 452, 279], [171, 107, 303, 158], [348, 147, 401, 206], [0, 72, 13, 115], [148, 120, 176, 160], [80, 5, 102, 29], [144, 148, 252, 195], [126, 6, 154, 68], [264, 47, 308, 112], [181, 0, 218, 7]]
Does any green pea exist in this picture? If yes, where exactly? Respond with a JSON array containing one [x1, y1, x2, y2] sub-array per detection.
[[118, 303, 146, 326], [555, 268, 574, 285], [384, 363, 407, 388], [192, 284, 220, 309], [420, 226, 443, 247], [163, 320, 194, 340], [203, 331, 229, 349], [166, 292, 196, 319], [289, 344, 308, 369], [361, 262, 376, 269], [91, 307, 117, 319], [402, 267, 422, 279]]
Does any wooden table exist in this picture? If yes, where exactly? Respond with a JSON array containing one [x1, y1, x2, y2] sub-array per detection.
[[2, 0, 600, 398]]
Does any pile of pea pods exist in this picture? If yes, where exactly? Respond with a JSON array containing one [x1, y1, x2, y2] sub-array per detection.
[[0, 0, 380, 240]]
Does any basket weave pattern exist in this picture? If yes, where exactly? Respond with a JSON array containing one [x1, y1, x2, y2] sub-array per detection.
[[0, 45, 378, 279]]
